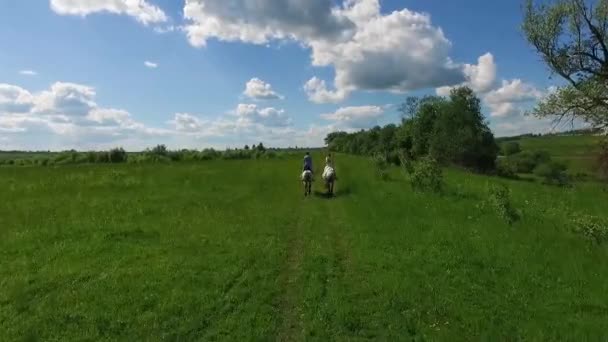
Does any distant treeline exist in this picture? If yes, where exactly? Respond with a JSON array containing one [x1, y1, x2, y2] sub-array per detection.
[[0, 143, 315, 167], [325, 87, 499, 173]]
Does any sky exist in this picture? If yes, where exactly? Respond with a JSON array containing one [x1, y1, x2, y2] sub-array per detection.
[[0, 0, 565, 151]]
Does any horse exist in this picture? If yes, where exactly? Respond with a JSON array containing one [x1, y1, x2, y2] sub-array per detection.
[[322, 165, 336, 196], [301, 170, 313, 196]]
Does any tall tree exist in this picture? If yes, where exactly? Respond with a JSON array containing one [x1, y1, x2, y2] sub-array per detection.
[[523, 0, 608, 130]]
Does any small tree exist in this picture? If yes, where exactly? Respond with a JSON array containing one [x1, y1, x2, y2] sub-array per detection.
[[109, 147, 128, 163], [523, 0, 608, 130], [244, 145, 250, 150], [256, 142, 266, 152]]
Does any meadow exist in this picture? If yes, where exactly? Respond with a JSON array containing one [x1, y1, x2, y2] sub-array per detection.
[[1, 151, 608, 341], [501, 134, 603, 174]]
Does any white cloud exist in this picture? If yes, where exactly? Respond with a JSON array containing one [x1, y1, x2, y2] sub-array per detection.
[[33, 82, 97, 116], [235, 104, 291, 127], [144, 61, 158, 69], [182, 0, 353, 47], [0, 82, 171, 150], [436, 52, 497, 96], [243, 78, 284, 100], [19, 70, 38, 76], [50, 0, 168, 25], [321, 105, 384, 129], [484, 79, 544, 117], [170, 113, 205, 132], [183, 0, 481, 103], [0, 84, 35, 113], [304, 77, 348, 104]]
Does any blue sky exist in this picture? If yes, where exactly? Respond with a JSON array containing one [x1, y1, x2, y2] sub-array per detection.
[[0, 0, 560, 151]]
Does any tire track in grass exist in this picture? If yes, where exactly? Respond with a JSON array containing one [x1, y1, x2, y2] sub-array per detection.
[[276, 185, 313, 341]]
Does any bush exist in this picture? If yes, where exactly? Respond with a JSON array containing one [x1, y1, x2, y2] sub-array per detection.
[[502, 142, 521, 156], [373, 154, 389, 180], [496, 158, 519, 179], [410, 156, 443, 193], [485, 183, 519, 225], [109, 148, 128, 163], [572, 215, 608, 244], [510, 150, 552, 173], [534, 161, 569, 186], [398, 150, 415, 175], [200, 148, 220, 161]]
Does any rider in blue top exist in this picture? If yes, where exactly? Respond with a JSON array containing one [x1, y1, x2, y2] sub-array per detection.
[[303, 152, 313, 172]]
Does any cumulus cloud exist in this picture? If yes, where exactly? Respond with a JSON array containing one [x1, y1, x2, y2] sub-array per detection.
[[436, 53, 497, 96], [33, 82, 97, 116], [19, 70, 38, 76], [0, 81, 170, 149], [0, 84, 35, 113], [182, 0, 354, 47], [50, 0, 168, 25], [303, 77, 348, 104], [144, 61, 158, 69], [235, 104, 291, 127], [170, 113, 205, 132], [243, 78, 283, 100], [484, 79, 544, 117], [321, 105, 385, 129], [182, 0, 483, 102]]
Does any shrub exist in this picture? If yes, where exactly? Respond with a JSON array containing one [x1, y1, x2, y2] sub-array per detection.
[[502, 142, 521, 156], [485, 183, 519, 225], [410, 156, 443, 193], [386, 150, 401, 166], [496, 158, 519, 179], [534, 161, 569, 186], [96, 152, 110, 163], [200, 149, 220, 161], [109, 148, 128, 163], [149, 144, 168, 156], [398, 149, 415, 175], [373, 154, 389, 180], [511, 150, 552, 173], [572, 215, 608, 244]]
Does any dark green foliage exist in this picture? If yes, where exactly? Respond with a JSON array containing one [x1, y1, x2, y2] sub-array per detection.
[[326, 86, 499, 173], [509, 150, 552, 173], [410, 156, 444, 193], [502, 142, 521, 156], [485, 183, 519, 225], [534, 161, 569, 186], [599, 139, 608, 182], [109, 148, 128, 163]]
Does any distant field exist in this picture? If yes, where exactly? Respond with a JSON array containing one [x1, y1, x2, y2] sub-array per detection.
[[1, 154, 608, 340], [501, 134, 603, 173]]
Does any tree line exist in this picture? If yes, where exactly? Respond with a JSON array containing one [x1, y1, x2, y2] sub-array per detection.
[[325, 87, 500, 173]]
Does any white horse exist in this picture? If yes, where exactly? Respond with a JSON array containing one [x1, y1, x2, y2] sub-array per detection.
[[322, 165, 336, 196], [301, 170, 313, 196]]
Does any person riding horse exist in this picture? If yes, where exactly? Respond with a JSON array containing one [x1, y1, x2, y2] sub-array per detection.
[[303, 152, 313, 174]]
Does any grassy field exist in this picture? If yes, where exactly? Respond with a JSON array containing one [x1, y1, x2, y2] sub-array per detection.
[[1, 154, 608, 340], [503, 134, 603, 173]]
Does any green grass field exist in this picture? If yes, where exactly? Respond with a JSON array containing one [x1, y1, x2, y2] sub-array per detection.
[[2, 154, 608, 340], [504, 134, 603, 174]]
